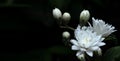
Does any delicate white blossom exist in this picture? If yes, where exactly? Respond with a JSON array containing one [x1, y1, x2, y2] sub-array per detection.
[[53, 8, 62, 19], [90, 17, 116, 37], [70, 25, 105, 57]]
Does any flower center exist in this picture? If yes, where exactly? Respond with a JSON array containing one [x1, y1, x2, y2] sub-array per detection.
[[82, 37, 91, 48], [84, 37, 89, 43]]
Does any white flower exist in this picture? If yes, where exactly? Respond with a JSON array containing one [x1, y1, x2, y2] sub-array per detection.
[[70, 25, 105, 57], [52, 8, 62, 19], [90, 17, 116, 37]]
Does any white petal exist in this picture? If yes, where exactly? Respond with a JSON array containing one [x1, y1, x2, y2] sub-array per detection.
[[75, 25, 81, 41], [80, 48, 86, 51], [90, 46, 99, 51], [98, 42, 106, 46], [72, 45, 79, 50], [92, 17, 116, 37], [70, 39, 79, 46], [76, 51, 83, 56], [86, 50, 93, 57]]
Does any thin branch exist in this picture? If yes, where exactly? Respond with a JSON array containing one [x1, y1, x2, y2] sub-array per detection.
[[60, 25, 75, 31]]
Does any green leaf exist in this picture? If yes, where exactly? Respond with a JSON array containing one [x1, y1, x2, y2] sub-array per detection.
[[103, 46, 120, 61]]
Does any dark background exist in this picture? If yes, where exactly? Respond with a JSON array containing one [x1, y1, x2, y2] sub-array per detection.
[[0, 0, 120, 61]]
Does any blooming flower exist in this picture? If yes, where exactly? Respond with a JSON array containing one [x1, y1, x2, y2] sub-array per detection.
[[70, 25, 105, 57], [90, 17, 116, 37]]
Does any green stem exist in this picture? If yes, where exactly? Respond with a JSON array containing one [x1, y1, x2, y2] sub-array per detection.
[[60, 25, 75, 31]]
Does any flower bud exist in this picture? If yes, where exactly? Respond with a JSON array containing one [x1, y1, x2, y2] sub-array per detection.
[[53, 8, 62, 19], [77, 54, 85, 61], [62, 12, 71, 25], [97, 48, 102, 56], [62, 31, 70, 39], [80, 10, 90, 22], [79, 10, 90, 26]]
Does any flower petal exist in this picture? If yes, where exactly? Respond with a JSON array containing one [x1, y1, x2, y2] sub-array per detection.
[[76, 51, 83, 56], [98, 42, 106, 46], [75, 25, 81, 41], [86, 50, 93, 57], [92, 17, 116, 37], [72, 45, 79, 50], [80, 48, 86, 51], [70, 39, 79, 46], [90, 46, 99, 51]]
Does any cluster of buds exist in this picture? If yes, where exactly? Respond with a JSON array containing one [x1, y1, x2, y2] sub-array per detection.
[[53, 8, 90, 27], [53, 8, 71, 25], [52, 8, 91, 40]]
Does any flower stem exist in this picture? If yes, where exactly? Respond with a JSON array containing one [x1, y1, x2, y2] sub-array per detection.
[[60, 25, 75, 31]]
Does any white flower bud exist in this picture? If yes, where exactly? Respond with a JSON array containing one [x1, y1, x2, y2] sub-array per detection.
[[97, 48, 102, 56], [77, 54, 85, 61], [80, 10, 90, 22], [62, 31, 70, 39], [62, 12, 71, 25], [53, 8, 62, 19]]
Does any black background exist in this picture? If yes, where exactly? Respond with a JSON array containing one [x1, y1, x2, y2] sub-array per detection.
[[0, 0, 120, 61]]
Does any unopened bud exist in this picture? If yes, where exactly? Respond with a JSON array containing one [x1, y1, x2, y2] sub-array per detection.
[[62, 12, 71, 25], [80, 10, 90, 21], [79, 10, 90, 26], [77, 54, 85, 61], [62, 31, 70, 39], [97, 48, 102, 56], [53, 8, 62, 19]]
